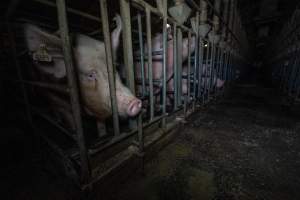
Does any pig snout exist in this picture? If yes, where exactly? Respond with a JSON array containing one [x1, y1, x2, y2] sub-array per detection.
[[127, 98, 142, 117]]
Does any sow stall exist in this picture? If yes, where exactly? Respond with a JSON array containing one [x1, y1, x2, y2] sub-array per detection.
[[1, 0, 248, 190]]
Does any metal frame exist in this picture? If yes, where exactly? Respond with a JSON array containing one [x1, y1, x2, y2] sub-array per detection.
[[4, 0, 247, 190]]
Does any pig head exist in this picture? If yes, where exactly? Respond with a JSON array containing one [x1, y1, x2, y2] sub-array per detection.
[[24, 17, 141, 121]]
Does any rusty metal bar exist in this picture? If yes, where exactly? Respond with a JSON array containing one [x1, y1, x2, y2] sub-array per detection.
[[56, 0, 90, 183]]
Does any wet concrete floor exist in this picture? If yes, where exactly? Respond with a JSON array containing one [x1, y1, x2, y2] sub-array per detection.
[[105, 86, 300, 200]]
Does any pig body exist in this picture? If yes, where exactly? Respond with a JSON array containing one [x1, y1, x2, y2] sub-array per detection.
[[199, 63, 225, 92], [134, 32, 195, 105], [24, 16, 141, 129]]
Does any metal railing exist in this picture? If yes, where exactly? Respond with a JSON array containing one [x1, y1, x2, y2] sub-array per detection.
[[3, 0, 247, 189]]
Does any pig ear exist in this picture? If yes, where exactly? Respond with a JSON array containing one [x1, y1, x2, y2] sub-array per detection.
[[24, 23, 62, 52], [111, 14, 122, 60]]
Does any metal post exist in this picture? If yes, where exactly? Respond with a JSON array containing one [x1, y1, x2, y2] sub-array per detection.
[[161, 0, 168, 127], [137, 13, 146, 97], [120, 0, 137, 129], [187, 32, 192, 105], [198, 39, 204, 100], [177, 29, 183, 107], [56, 0, 90, 183], [99, 0, 120, 136], [146, 7, 154, 120], [173, 23, 178, 110], [120, 0, 135, 94], [193, 11, 199, 107]]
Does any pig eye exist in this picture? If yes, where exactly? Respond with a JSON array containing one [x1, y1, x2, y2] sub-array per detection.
[[87, 70, 97, 81]]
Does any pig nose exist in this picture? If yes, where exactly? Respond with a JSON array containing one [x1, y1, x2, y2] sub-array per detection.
[[127, 98, 142, 117]]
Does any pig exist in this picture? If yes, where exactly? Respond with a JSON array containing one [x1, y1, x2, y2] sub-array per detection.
[[134, 31, 196, 107], [199, 63, 225, 93], [24, 15, 142, 130]]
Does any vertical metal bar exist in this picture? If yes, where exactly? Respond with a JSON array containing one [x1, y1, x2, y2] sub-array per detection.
[[198, 39, 204, 100], [137, 12, 146, 97], [216, 47, 224, 95], [187, 32, 192, 105], [146, 7, 154, 120], [213, 46, 220, 96], [177, 29, 183, 106], [173, 23, 178, 110], [193, 11, 199, 106], [203, 42, 210, 103], [120, 0, 137, 129], [99, 0, 120, 136], [161, 1, 168, 127], [56, 0, 90, 182], [208, 42, 216, 100], [6, 24, 33, 126], [120, 0, 135, 93], [137, 112, 144, 152]]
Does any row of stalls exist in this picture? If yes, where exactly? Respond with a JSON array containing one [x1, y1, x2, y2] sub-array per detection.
[[270, 5, 300, 105], [1, 0, 248, 190]]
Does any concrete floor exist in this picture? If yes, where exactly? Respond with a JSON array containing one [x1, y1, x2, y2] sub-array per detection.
[[105, 86, 300, 200], [2, 85, 300, 200]]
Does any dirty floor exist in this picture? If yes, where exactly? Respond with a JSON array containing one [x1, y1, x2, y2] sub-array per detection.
[[105, 86, 300, 200]]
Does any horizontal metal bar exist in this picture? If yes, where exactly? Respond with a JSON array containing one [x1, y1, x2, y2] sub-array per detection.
[[9, 79, 69, 93], [31, 106, 77, 141], [34, 0, 101, 22], [87, 114, 168, 156], [131, 0, 195, 34]]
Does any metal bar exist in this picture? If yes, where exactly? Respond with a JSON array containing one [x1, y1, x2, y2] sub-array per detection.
[[187, 32, 192, 104], [120, 0, 137, 130], [35, 0, 101, 22], [197, 39, 204, 100], [161, 3, 168, 127], [120, 0, 135, 94], [31, 106, 76, 141], [10, 80, 69, 94], [208, 42, 216, 100], [89, 113, 168, 155], [193, 11, 199, 105], [146, 7, 154, 120], [177, 29, 183, 106], [214, 46, 221, 95], [6, 23, 34, 127], [56, 0, 90, 183], [131, 0, 194, 33], [137, 12, 146, 97], [99, 0, 120, 136], [203, 42, 210, 103], [173, 23, 178, 110], [137, 112, 144, 153]]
